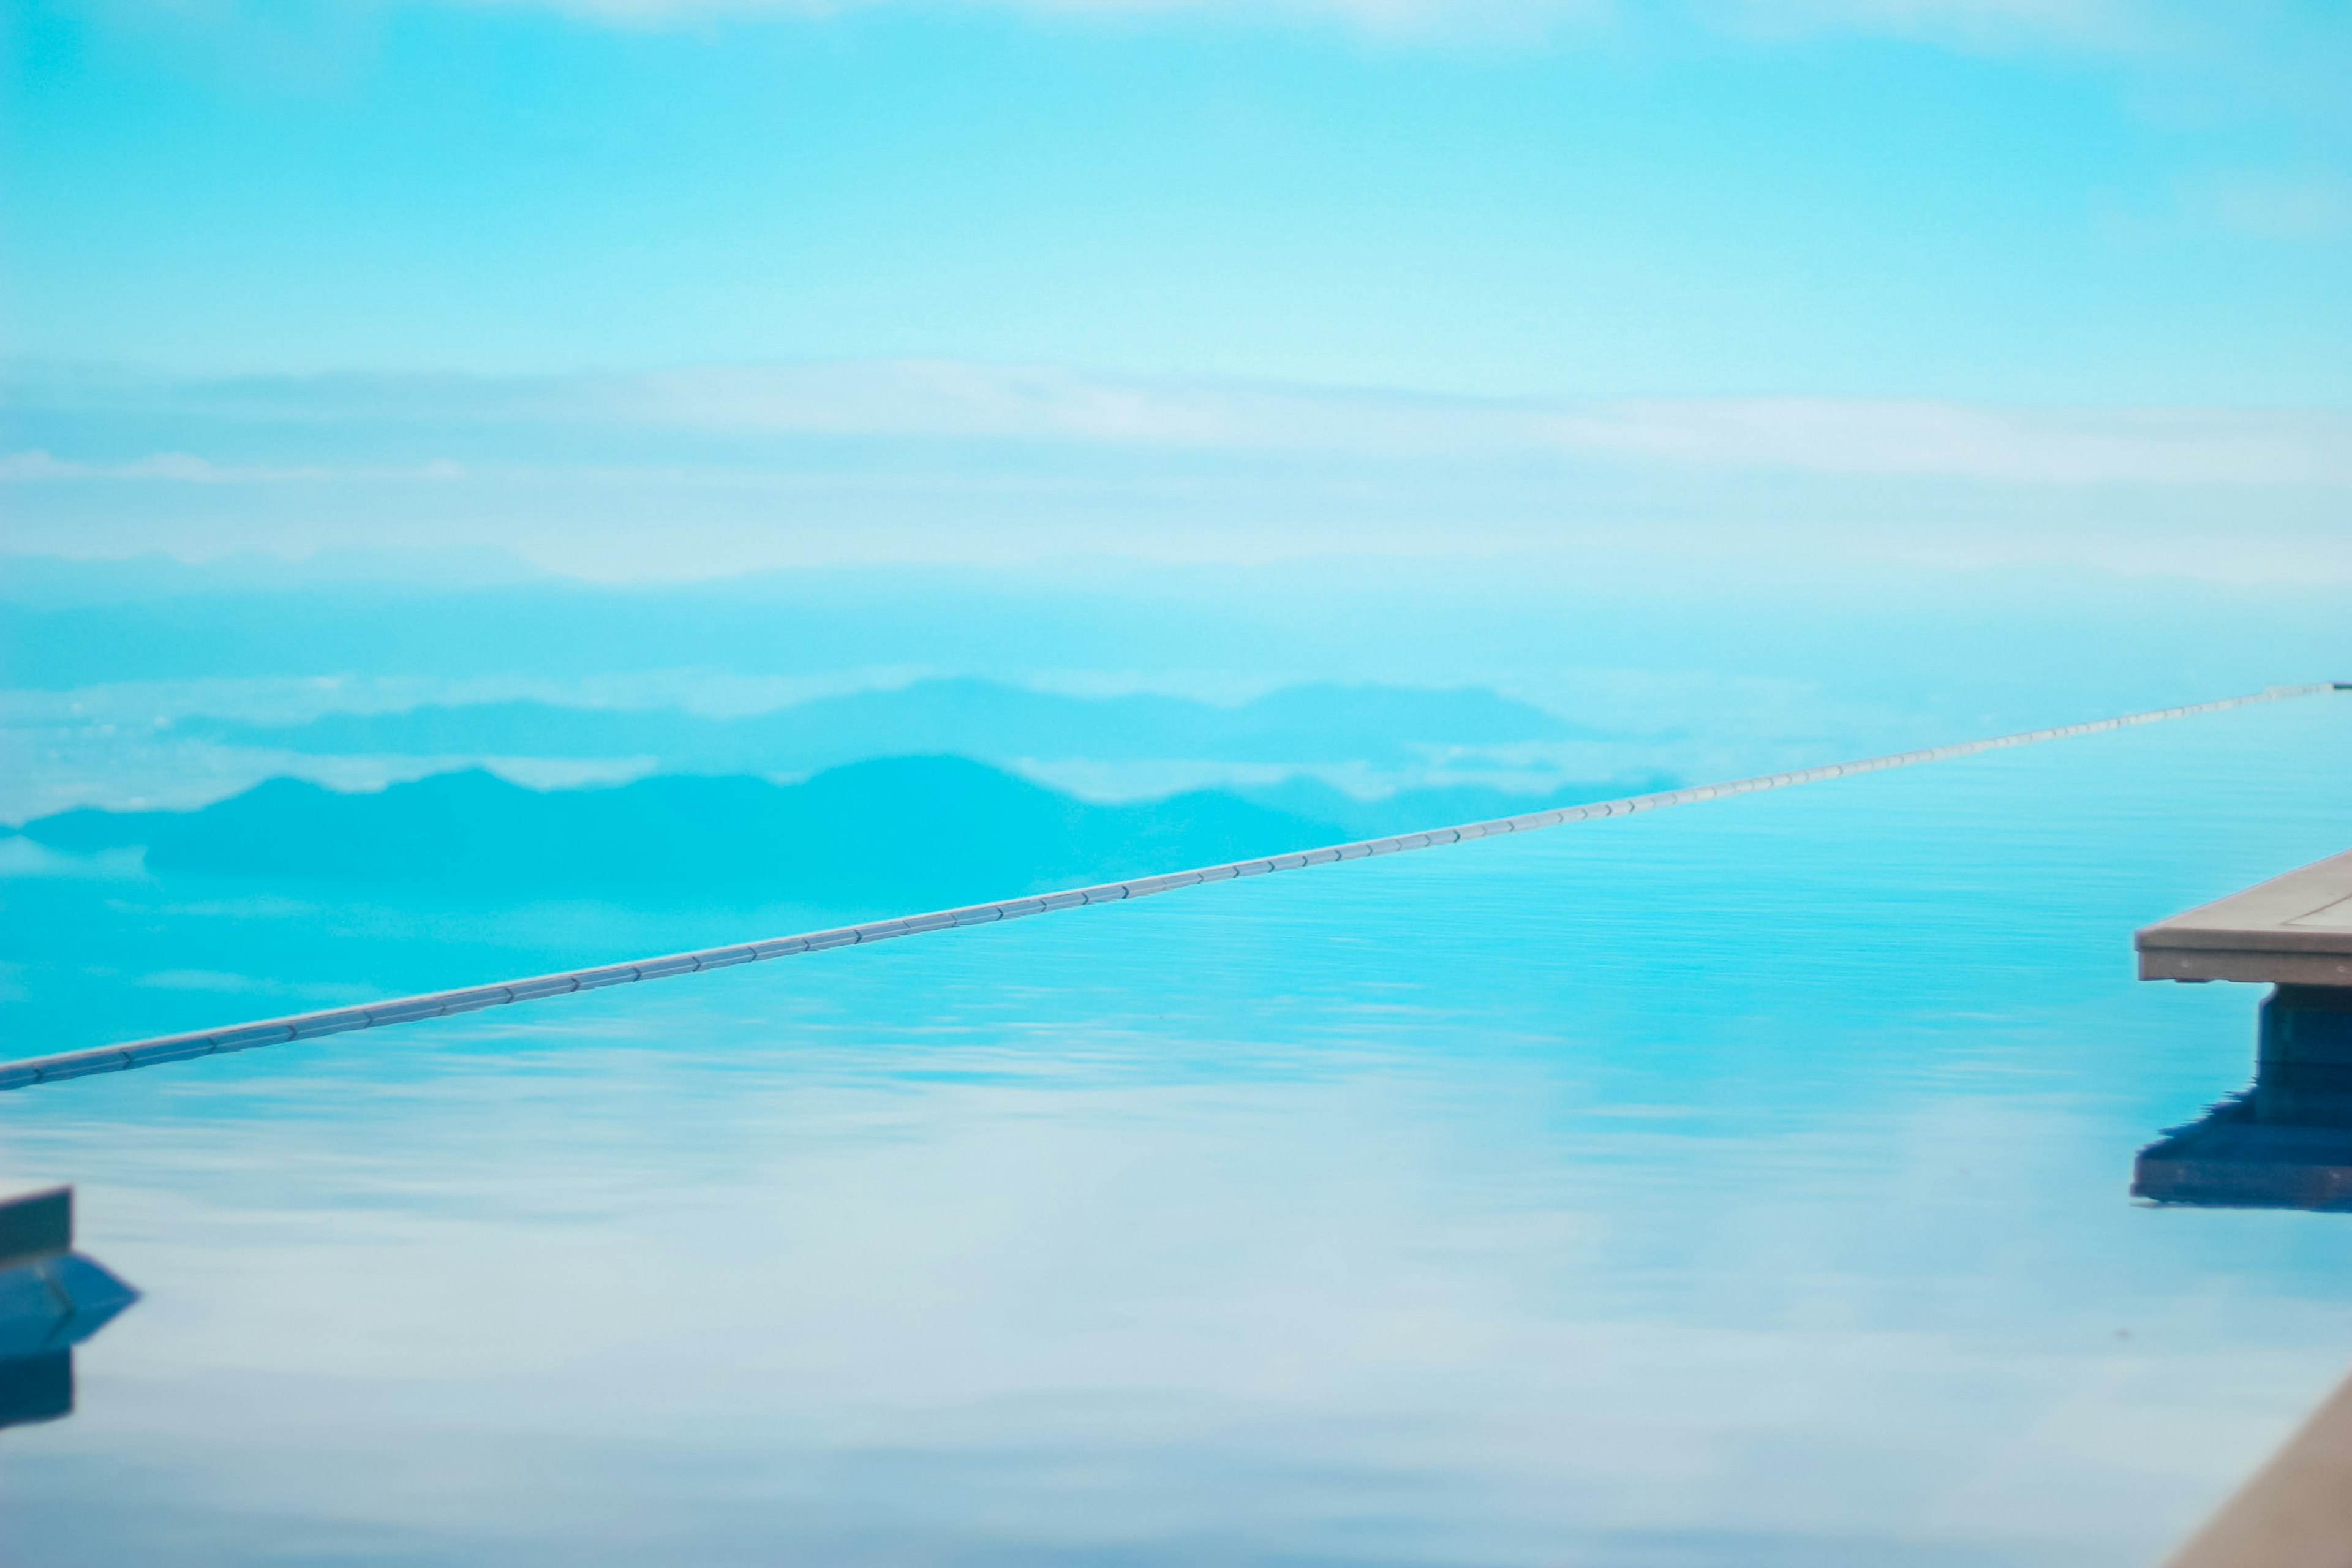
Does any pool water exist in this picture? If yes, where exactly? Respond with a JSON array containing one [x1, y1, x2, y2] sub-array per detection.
[[2, 695, 2349, 1566]]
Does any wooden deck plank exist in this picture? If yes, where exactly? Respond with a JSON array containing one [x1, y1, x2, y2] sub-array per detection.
[[2138, 850, 2352, 987]]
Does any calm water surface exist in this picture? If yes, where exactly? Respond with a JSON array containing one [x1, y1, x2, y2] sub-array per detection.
[[3, 697, 2350, 1566]]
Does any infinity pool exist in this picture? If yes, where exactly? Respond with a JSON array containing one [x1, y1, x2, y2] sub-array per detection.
[[4, 695, 2349, 1566]]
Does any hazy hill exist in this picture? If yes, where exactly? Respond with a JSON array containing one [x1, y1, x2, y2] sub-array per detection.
[[170, 679, 1603, 771], [1229, 771, 1676, 838], [22, 756, 1662, 907]]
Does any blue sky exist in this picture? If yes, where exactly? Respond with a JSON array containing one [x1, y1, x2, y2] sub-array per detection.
[[8, 0, 2348, 401], [2, 1, 2348, 579]]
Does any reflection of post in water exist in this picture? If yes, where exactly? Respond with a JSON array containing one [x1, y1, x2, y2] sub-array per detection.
[[2133, 848, 2352, 1213], [2136, 987, 2352, 1209], [0, 1186, 140, 1430]]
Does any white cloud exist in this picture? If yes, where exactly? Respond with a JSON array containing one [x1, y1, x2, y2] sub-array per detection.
[[1703, 0, 2147, 51], [11, 365, 2351, 488], [10, 361, 2346, 586], [0, 449, 88, 480], [469, 0, 1613, 34], [451, 0, 2166, 50], [536, 361, 2352, 486], [0, 450, 467, 484], [120, 451, 242, 482], [1536, 398, 2352, 485], [2188, 171, 2352, 243]]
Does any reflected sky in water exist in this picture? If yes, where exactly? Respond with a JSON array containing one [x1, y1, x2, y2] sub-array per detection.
[[2, 698, 2350, 1566]]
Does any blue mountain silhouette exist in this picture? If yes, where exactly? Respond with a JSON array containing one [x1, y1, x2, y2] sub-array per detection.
[[170, 679, 1618, 771], [23, 756, 1662, 907]]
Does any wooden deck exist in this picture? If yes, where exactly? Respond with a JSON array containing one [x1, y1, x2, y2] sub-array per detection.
[[2137, 850, 2352, 987]]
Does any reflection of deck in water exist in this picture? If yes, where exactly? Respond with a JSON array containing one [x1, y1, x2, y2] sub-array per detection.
[[2135, 851, 2352, 1212], [0, 1186, 140, 1429], [2135, 987, 2352, 1210]]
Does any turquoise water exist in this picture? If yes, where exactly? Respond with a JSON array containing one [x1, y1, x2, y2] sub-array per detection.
[[2, 695, 2350, 1565]]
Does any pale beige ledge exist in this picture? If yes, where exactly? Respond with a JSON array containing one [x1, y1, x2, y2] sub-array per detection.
[[2137, 850, 2352, 987], [2162, 1363, 2352, 1568]]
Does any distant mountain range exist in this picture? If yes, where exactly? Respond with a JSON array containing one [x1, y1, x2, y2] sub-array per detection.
[[170, 679, 1644, 771], [18, 756, 1670, 907]]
